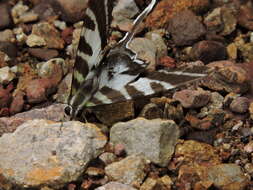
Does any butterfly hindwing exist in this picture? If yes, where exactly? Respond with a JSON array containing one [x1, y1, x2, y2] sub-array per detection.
[[88, 66, 208, 106]]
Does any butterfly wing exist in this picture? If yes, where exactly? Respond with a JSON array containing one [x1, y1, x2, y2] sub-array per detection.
[[68, 0, 114, 116], [87, 66, 208, 106]]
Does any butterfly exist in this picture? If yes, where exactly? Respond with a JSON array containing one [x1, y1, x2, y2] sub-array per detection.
[[65, 0, 207, 119]]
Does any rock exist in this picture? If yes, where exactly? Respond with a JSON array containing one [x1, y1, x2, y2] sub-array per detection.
[[112, 0, 140, 31], [92, 101, 135, 126], [0, 120, 107, 189], [186, 109, 225, 130], [237, 42, 253, 62], [140, 176, 172, 190], [204, 7, 223, 33], [14, 27, 28, 44], [26, 34, 48, 47], [238, 1, 253, 30], [0, 104, 67, 136], [28, 48, 59, 60], [105, 155, 148, 187], [190, 40, 227, 64], [30, 22, 65, 49], [173, 89, 211, 108], [244, 163, 253, 175], [167, 10, 206, 46], [11, 1, 38, 24], [129, 38, 157, 70], [230, 97, 250, 113], [54, 73, 72, 104], [114, 143, 126, 156], [110, 118, 180, 166], [185, 129, 217, 145], [173, 140, 221, 189], [204, 6, 237, 35], [139, 103, 163, 120], [0, 42, 17, 58], [174, 140, 221, 168], [9, 91, 25, 115], [205, 92, 224, 110], [0, 51, 8, 68], [249, 102, 253, 120], [25, 78, 58, 104], [37, 58, 66, 78], [227, 43, 237, 60], [0, 84, 12, 109], [33, 2, 57, 21], [203, 61, 250, 94], [50, 0, 88, 23], [95, 182, 137, 190], [54, 20, 67, 30], [145, 29, 167, 59], [207, 164, 249, 190], [99, 152, 117, 165], [146, 0, 210, 29], [61, 27, 73, 44], [0, 66, 15, 84], [164, 100, 184, 122], [244, 141, 253, 153], [218, 6, 237, 36], [0, 29, 15, 43], [0, 3, 12, 30], [85, 167, 105, 177]]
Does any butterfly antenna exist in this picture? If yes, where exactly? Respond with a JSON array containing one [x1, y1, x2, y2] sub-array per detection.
[[118, 0, 157, 48]]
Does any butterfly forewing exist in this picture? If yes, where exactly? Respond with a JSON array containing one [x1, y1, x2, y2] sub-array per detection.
[[70, 0, 114, 97]]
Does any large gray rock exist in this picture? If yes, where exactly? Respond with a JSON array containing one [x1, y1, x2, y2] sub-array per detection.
[[0, 120, 107, 189], [105, 155, 148, 187], [95, 182, 137, 190], [110, 118, 180, 167]]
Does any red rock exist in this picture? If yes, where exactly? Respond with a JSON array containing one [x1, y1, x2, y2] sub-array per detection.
[[173, 89, 211, 108], [230, 97, 249, 114], [238, 2, 253, 30], [146, 0, 210, 29], [25, 78, 57, 104], [190, 40, 227, 64], [28, 48, 59, 61], [61, 27, 73, 44], [158, 56, 175, 68], [50, 0, 88, 23], [202, 61, 250, 93], [168, 10, 206, 46], [9, 91, 25, 115], [0, 83, 13, 109], [67, 183, 76, 190]]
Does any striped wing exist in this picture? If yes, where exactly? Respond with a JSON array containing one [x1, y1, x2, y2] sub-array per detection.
[[87, 66, 208, 106], [71, 0, 114, 95], [68, 0, 114, 116]]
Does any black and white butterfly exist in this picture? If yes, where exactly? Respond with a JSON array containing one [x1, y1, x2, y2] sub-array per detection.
[[65, 0, 207, 119]]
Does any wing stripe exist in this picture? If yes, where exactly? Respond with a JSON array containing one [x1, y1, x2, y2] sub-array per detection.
[[89, 0, 107, 49], [83, 14, 96, 30], [78, 36, 93, 56]]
